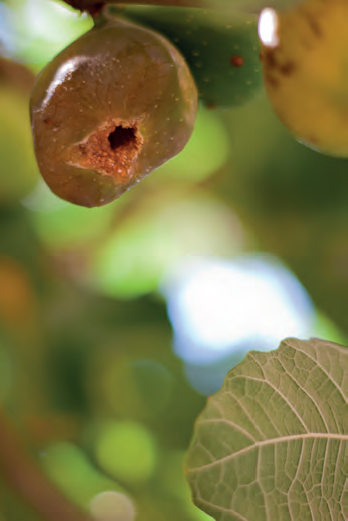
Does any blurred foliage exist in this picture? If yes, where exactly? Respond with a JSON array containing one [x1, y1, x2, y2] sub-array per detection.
[[214, 93, 348, 337], [0, 1, 347, 521]]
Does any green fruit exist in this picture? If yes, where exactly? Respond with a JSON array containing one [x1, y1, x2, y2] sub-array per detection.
[[120, 6, 262, 108], [260, 0, 348, 157], [30, 17, 198, 208]]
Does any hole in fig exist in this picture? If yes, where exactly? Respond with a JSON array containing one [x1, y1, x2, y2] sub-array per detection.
[[108, 126, 136, 150], [72, 122, 143, 179]]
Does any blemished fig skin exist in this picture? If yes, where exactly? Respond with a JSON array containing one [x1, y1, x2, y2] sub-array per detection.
[[30, 17, 198, 207]]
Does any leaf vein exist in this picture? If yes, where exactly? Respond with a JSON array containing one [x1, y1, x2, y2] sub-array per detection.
[[197, 497, 251, 521], [187, 434, 348, 473], [292, 346, 346, 402], [198, 418, 256, 442], [276, 357, 331, 433], [231, 374, 309, 434]]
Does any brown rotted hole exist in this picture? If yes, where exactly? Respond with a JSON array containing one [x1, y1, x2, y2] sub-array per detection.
[[108, 126, 137, 150], [72, 122, 142, 180]]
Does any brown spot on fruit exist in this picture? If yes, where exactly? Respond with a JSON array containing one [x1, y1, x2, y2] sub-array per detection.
[[300, 8, 323, 38], [280, 61, 296, 76], [265, 74, 280, 89], [264, 48, 279, 70], [230, 55, 244, 67], [262, 46, 296, 80]]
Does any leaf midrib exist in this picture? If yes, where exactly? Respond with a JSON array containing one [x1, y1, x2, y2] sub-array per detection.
[[187, 432, 348, 473]]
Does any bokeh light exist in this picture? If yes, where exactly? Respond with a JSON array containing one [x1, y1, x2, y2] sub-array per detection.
[[90, 491, 136, 521], [40, 442, 123, 509], [90, 193, 245, 299], [5, 0, 93, 66], [0, 3, 16, 54], [164, 254, 315, 365], [153, 104, 230, 183], [162, 254, 319, 394], [0, 87, 39, 203], [100, 357, 174, 420], [95, 420, 157, 485], [24, 179, 116, 249], [258, 8, 279, 48]]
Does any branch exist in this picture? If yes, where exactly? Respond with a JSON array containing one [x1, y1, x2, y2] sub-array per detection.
[[62, 0, 236, 15], [0, 58, 35, 95], [0, 407, 93, 521], [62, 0, 295, 17]]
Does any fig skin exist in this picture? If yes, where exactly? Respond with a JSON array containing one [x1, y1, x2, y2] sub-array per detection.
[[30, 17, 198, 207]]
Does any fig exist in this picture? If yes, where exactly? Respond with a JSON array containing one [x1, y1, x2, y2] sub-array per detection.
[[260, 0, 348, 157], [120, 6, 262, 108], [30, 17, 198, 207]]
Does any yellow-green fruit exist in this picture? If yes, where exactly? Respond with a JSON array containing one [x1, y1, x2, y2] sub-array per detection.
[[260, 0, 348, 157], [30, 17, 198, 208], [0, 87, 39, 204]]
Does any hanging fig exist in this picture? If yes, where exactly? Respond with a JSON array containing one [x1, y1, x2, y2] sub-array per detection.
[[30, 17, 198, 207]]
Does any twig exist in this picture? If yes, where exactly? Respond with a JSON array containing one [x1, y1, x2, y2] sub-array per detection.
[[62, 0, 234, 15], [0, 407, 93, 521], [63, 0, 294, 17]]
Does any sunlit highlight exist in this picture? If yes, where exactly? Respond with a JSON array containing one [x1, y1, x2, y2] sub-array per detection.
[[0, 3, 15, 54], [24, 0, 89, 42], [42, 56, 88, 108], [258, 8, 279, 48], [163, 255, 314, 365]]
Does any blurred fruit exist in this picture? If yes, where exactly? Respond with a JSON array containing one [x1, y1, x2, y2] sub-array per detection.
[[30, 17, 198, 207], [0, 256, 37, 327], [121, 6, 262, 108], [260, 0, 348, 156], [0, 59, 39, 204]]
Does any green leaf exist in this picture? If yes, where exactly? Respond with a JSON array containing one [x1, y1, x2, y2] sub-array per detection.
[[120, 6, 262, 108], [186, 338, 348, 521]]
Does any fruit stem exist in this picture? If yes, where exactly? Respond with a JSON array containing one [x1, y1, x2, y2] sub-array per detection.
[[107, 0, 227, 6], [0, 407, 93, 521], [63, 0, 233, 16]]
